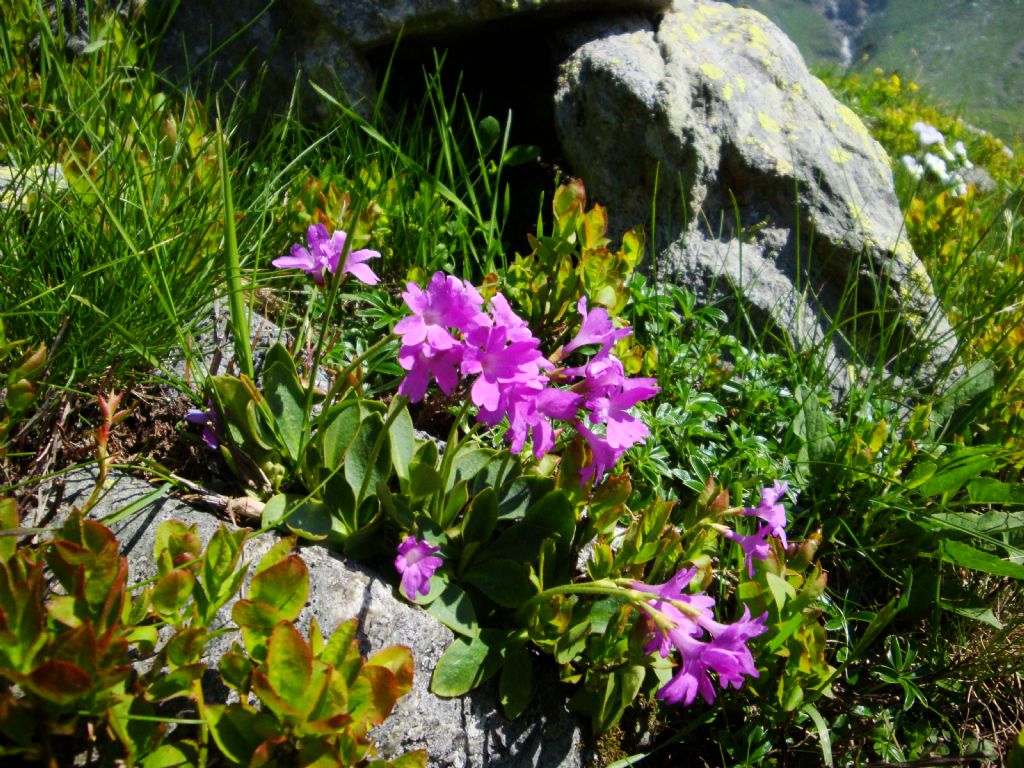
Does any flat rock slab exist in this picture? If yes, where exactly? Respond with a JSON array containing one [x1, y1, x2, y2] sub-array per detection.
[[55, 469, 585, 767]]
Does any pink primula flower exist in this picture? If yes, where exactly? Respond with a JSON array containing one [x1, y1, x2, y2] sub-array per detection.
[[397, 344, 464, 403], [395, 536, 443, 600], [724, 481, 791, 576], [634, 568, 768, 707], [588, 375, 661, 450], [560, 297, 631, 360], [273, 224, 380, 285], [394, 272, 488, 352], [461, 325, 545, 412]]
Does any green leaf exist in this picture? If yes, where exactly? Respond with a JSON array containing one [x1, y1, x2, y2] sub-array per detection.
[[928, 509, 1024, 535], [463, 559, 537, 608], [424, 582, 479, 638], [447, 447, 497, 492], [477, 115, 501, 154], [765, 571, 797, 610], [219, 649, 254, 692], [848, 597, 901, 662], [263, 354, 307, 463], [966, 479, 1024, 505], [917, 447, 996, 497], [500, 643, 533, 718], [203, 526, 247, 598], [461, 488, 498, 544], [502, 144, 542, 166], [389, 404, 416, 483], [554, 621, 592, 665], [409, 462, 443, 499], [139, 743, 199, 768], [285, 498, 333, 541], [205, 705, 263, 764], [430, 629, 509, 697], [801, 702, 834, 767], [101, 483, 171, 526], [166, 627, 209, 667], [249, 555, 309, 622], [254, 536, 298, 576], [0, 498, 18, 562], [525, 491, 576, 550], [938, 599, 1004, 628], [792, 386, 836, 465], [594, 665, 645, 734], [344, 412, 392, 504], [441, 480, 469, 529], [940, 540, 1024, 579], [320, 402, 361, 468]]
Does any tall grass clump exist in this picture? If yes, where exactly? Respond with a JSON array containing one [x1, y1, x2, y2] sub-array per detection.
[[0, 2, 234, 390]]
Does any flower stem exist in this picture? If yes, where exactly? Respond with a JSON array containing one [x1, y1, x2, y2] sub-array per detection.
[[322, 332, 398, 406]]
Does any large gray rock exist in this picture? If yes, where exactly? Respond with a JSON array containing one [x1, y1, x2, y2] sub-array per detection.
[[149, 0, 670, 115], [554, 0, 957, 390], [56, 469, 585, 767]]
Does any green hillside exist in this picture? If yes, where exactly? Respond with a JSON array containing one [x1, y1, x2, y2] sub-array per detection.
[[724, 0, 1024, 142], [856, 0, 1024, 142]]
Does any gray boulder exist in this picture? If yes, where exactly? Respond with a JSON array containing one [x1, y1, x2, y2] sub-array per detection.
[[554, 0, 957, 390], [56, 469, 585, 767], [149, 0, 670, 115]]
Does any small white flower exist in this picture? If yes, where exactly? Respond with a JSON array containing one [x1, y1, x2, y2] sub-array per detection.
[[940, 144, 955, 162], [953, 140, 968, 159], [912, 121, 945, 147], [923, 153, 951, 184], [901, 154, 925, 181], [953, 182, 967, 197]]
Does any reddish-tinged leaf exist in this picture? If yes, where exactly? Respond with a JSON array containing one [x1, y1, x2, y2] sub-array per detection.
[[385, 751, 429, 768], [81, 519, 118, 555], [147, 664, 205, 701], [205, 704, 266, 764], [350, 665, 399, 731], [155, 520, 201, 577], [265, 622, 312, 707], [166, 627, 208, 667], [251, 668, 300, 723], [203, 526, 247, 597], [152, 569, 195, 621], [219, 649, 253, 692], [320, 618, 362, 685], [26, 660, 91, 703], [0, 499, 17, 563], [297, 739, 344, 767], [253, 536, 297, 577], [367, 645, 414, 697], [248, 556, 308, 621]]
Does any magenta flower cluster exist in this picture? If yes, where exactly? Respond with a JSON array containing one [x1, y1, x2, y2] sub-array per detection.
[[724, 480, 789, 576], [272, 224, 381, 286], [394, 271, 660, 484], [635, 568, 768, 707]]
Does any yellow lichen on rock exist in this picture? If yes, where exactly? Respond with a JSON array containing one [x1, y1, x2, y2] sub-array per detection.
[[831, 147, 852, 165], [758, 112, 781, 134], [700, 63, 725, 80]]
